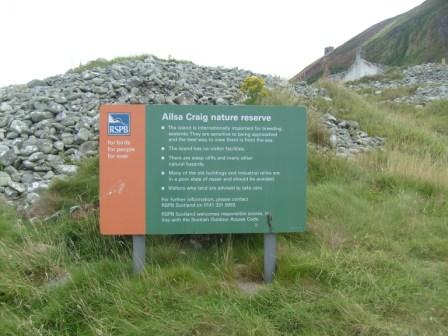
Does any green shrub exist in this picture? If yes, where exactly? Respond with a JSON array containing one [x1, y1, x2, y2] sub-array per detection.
[[240, 76, 269, 104]]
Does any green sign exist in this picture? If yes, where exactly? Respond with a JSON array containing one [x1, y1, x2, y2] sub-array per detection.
[[100, 104, 307, 235]]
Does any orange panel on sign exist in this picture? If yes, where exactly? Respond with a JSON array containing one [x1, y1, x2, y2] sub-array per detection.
[[99, 105, 146, 235]]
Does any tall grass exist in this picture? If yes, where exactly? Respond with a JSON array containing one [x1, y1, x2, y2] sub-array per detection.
[[361, 149, 448, 190], [420, 100, 448, 135], [257, 89, 331, 146], [319, 81, 448, 159]]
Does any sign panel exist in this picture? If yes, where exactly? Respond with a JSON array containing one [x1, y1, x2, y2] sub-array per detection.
[[100, 105, 307, 235], [99, 105, 146, 235]]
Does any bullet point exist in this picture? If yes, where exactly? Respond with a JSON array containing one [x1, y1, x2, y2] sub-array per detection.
[[161, 171, 165, 175], [161, 186, 165, 190], [161, 147, 165, 151], [161, 126, 165, 130], [161, 156, 165, 160]]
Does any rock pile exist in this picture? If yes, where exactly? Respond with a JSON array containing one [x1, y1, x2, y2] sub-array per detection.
[[292, 83, 385, 156], [0, 56, 282, 209], [347, 63, 448, 104], [321, 113, 384, 157], [293, 82, 330, 100], [0, 56, 384, 208]]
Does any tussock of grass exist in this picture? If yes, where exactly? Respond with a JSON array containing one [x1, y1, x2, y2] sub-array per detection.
[[1, 83, 448, 335], [307, 113, 331, 147], [377, 85, 418, 100], [31, 157, 99, 217], [420, 100, 448, 135], [50, 157, 99, 204], [362, 149, 448, 190], [0, 202, 21, 242]]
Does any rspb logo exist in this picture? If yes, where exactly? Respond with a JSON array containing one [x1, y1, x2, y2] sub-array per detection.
[[108, 113, 130, 136]]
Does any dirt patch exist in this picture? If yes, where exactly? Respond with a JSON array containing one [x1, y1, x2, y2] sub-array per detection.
[[236, 280, 265, 295]]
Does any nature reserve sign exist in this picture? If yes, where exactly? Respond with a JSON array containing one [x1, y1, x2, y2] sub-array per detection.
[[99, 105, 307, 235]]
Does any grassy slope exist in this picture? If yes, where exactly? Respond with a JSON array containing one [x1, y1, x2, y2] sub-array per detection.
[[292, 0, 448, 82], [1, 87, 448, 335], [365, 0, 448, 66]]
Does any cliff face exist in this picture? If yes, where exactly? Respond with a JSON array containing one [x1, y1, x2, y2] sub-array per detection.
[[292, 0, 448, 82]]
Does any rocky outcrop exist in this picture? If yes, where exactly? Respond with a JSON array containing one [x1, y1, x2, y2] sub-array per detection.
[[347, 63, 448, 104], [343, 53, 383, 81]]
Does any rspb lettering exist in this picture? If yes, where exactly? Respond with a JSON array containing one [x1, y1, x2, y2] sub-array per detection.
[[108, 113, 131, 136]]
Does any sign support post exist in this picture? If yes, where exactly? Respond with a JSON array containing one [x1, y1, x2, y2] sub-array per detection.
[[263, 233, 276, 283], [132, 235, 145, 273]]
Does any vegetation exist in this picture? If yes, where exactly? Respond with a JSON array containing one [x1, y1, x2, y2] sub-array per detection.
[[419, 100, 448, 136], [69, 55, 153, 73], [256, 89, 331, 147], [293, 0, 448, 82], [1, 85, 447, 335], [305, 70, 324, 85], [69, 54, 192, 73], [352, 85, 419, 104], [346, 67, 405, 86], [365, 0, 448, 66], [240, 76, 269, 104]]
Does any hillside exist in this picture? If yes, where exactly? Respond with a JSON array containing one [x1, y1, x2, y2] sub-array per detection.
[[1, 56, 448, 333], [292, 0, 448, 82]]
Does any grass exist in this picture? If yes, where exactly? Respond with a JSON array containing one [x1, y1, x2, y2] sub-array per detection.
[[377, 86, 418, 101], [347, 67, 405, 85], [1, 85, 447, 335], [299, 0, 448, 83], [354, 85, 419, 102], [364, 0, 448, 66], [257, 89, 331, 147], [419, 100, 448, 135]]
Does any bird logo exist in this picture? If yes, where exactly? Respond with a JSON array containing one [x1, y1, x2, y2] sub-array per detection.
[[108, 113, 131, 135], [108, 114, 127, 126]]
